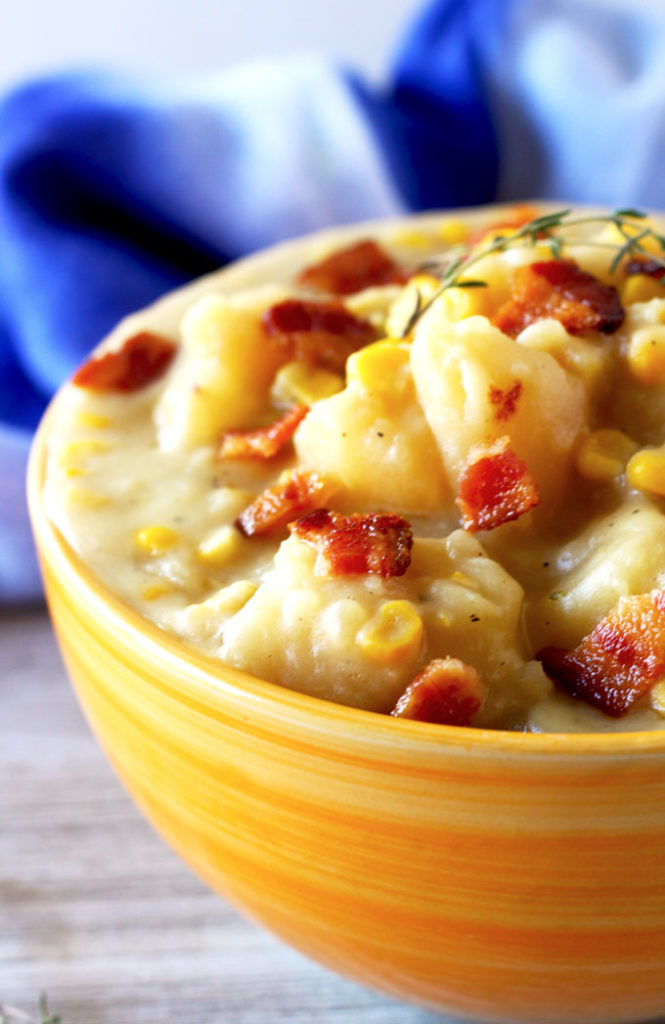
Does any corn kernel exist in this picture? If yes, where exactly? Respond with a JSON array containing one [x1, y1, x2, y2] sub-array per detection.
[[271, 360, 343, 407], [388, 228, 432, 249], [197, 524, 243, 566], [357, 600, 424, 664], [66, 487, 110, 508], [142, 581, 176, 601], [346, 340, 411, 395], [626, 449, 665, 496], [436, 284, 488, 322], [75, 411, 111, 429], [409, 273, 440, 293], [63, 466, 88, 478], [575, 429, 638, 483], [598, 220, 660, 254], [627, 325, 665, 385], [135, 525, 179, 555], [438, 220, 468, 246], [621, 274, 665, 307], [651, 681, 665, 716]]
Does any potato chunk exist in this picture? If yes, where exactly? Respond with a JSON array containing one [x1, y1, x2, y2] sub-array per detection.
[[155, 291, 285, 451], [294, 340, 452, 515], [528, 500, 665, 652], [410, 313, 586, 513], [611, 298, 665, 445], [219, 529, 549, 723]]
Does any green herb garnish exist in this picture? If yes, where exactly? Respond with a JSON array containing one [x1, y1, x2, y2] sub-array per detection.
[[401, 207, 665, 337]]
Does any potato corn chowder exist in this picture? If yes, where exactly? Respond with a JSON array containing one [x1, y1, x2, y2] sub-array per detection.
[[42, 205, 665, 732]]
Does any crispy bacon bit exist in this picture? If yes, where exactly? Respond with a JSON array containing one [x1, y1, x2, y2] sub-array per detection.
[[290, 509, 413, 578], [236, 471, 332, 538], [297, 240, 409, 296], [538, 590, 665, 717], [262, 298, 378, 374], [457, 436, 540, 533], [217, 403, 308, 461], [489, 380, 523, 423], [494, 259, 625, 338], [391, 658, 486, 726], [468, 204, 541, 245], [72, 332, 176, 392], [624, 256, 665, 281]]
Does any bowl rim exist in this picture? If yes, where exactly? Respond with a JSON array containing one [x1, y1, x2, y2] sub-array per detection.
[[27, 201, 665, 758]]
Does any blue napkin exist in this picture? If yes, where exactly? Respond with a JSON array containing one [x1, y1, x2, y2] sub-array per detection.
[[2, 0, 665, 602]]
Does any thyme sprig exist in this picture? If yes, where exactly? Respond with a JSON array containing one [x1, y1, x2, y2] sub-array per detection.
[[0, 995, 61, 1024], [401, 207, 665, 337]]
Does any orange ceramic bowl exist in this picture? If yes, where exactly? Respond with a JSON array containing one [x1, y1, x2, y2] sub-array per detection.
[[28, 211, 665, 1024]]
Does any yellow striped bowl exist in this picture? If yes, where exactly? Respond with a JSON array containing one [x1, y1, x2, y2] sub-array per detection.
[[27, 208, 665, 1023]]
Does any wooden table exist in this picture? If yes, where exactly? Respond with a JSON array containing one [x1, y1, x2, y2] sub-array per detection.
[[1, 607, 450, 1024]]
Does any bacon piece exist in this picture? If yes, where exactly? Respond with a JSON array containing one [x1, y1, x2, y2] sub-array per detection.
[[72, 332, 176, 392], [297, 240, 409, 296], [624, 256, 665, 281], [468, 204, 541, 245], [217, 404, 308, 461], [489, 380, 522, 423], [290, 508, 413, 578], [494, 260, 625, 337], [391, 658, 486, 726], [538, 590, 665, 717], [262, 298, 377, 375], [457, 436, 540, 533], [236, 471, 332, 538]]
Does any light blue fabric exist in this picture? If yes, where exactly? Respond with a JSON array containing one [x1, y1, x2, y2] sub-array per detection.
[[2, 0, 665, 602], [481, 0, 665, 203]]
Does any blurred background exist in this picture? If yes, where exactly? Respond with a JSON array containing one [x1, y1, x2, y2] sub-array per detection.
[[0, 0, 658, 92], [0, 0, 413, 90]]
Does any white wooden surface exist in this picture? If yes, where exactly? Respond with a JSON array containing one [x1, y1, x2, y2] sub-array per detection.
[[0, 607, 451, 1024]]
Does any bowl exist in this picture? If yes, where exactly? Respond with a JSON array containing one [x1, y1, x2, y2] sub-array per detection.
[[28, 209, 665, 1024]]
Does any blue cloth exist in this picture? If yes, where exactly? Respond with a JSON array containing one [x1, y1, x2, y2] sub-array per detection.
[[2, 0, 665, 602]]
